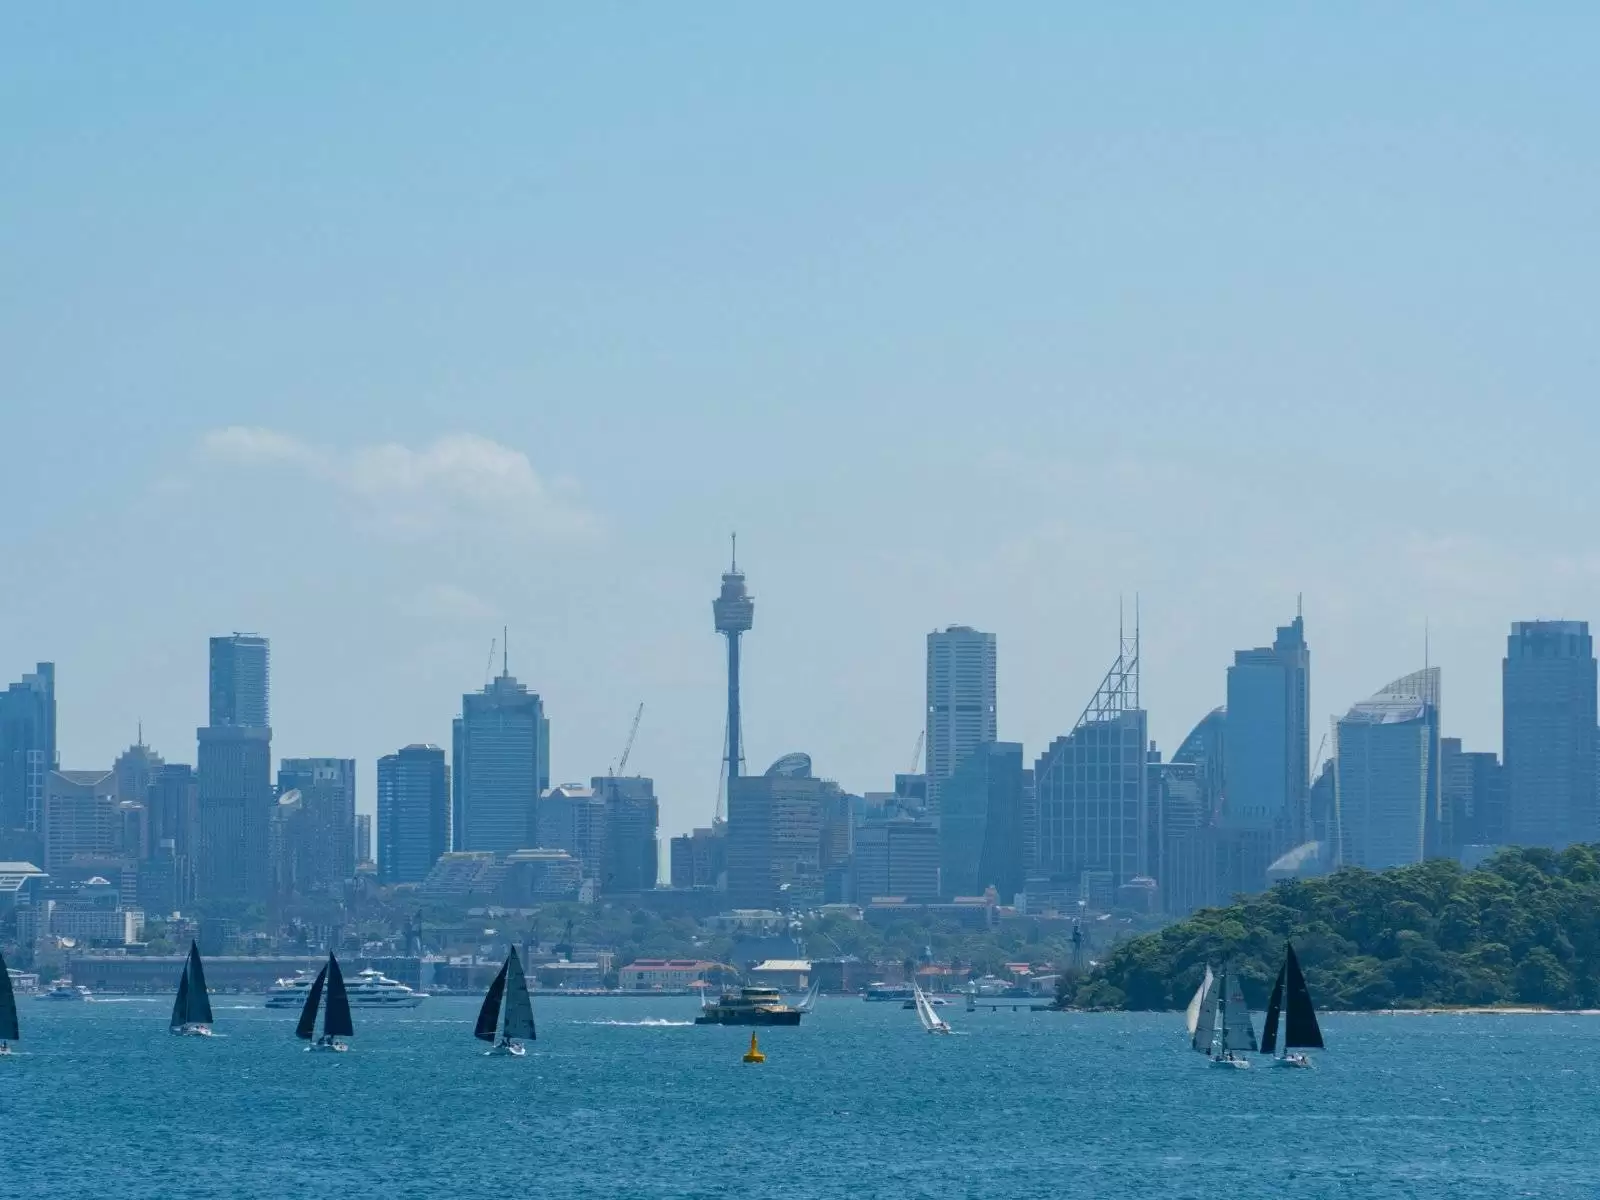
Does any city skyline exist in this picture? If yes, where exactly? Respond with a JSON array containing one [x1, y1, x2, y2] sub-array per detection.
[[7, 597, 1599, 849]]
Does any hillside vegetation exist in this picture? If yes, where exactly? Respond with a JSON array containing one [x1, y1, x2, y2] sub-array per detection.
[[1071, 845, 1600, 1011]]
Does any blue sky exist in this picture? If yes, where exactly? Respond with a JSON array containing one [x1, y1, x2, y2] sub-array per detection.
[[4, 6, 1600, 840]]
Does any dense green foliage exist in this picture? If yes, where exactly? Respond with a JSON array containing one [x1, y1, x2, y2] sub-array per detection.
[[1073, 846, 1600, 1011]]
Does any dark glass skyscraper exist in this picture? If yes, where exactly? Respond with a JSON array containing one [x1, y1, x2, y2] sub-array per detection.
[[1223, 614, 1310, 842], [376, 744, 449, 885], [0, 662, 56, 833], [938, 741, 1027, 901], [452, 671, 548, 854], [198, 634, 272, 901], [208, 635, 269, 728], [1334, 668, 1441, 870], [1503, 620, 1597, 849], [277, 757, 357, 894]]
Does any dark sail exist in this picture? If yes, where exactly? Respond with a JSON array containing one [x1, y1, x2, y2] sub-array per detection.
[[323, 955, 354, 1038], [502, 948, 536, 1042], [185, 942, 214, 1026], [0, 950, 16, 1042], [1260, 962, 1285, 1054], [295, 966, 327, 1040], [475, 960, 509, 1043], [170, 969, 190, 1029], [1283, 942, 1324, 1049]]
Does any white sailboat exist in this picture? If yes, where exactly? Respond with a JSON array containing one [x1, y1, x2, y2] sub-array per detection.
[[912, 980, 951, 1035], [1187, 961, 1255, 1068], [793, 979, 821, 1014]]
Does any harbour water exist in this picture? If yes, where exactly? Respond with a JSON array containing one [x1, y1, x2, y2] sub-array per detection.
[[6, 996, 1600, 1198]]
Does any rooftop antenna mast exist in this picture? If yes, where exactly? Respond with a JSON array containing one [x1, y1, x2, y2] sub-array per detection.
[[502, 625, 509, 677]]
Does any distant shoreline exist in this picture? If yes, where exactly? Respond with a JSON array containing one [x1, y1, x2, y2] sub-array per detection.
[[1071, 1005, 1600, 1016]]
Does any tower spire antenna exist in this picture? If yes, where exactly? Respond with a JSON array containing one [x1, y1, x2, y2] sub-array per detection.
[[502, 625, 509, 678], [731, 531, 738, 572]]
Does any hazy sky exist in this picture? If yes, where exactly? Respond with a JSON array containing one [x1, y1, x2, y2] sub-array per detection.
[[5, 6, 1600, 841]]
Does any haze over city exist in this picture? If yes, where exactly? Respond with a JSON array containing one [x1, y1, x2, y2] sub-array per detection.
[[6, 5, 1600, 845]]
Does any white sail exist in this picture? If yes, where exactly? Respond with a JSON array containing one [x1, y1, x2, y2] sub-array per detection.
[[912, 981, 949, 1033], [1189, 968, 1216, 1054], [794, 979, 821, 1014], [1222, 970, 1257, 1052]]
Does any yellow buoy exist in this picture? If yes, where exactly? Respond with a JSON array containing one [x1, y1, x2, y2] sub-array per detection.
[[743, 1032, 765, 1063]]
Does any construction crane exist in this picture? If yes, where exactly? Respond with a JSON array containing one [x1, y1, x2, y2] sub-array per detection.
[[483, 636, 497, 688], [909, 729, 925, 775], [553, 918, 575, 962], [616, 702, 645, 776]]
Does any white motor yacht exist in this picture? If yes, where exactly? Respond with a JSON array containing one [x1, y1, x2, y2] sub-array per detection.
[[266, 967, 424, 1009], [40, 980, 90, 1001]]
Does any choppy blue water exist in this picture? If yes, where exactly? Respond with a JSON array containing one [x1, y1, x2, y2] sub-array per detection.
[[5, 995, 1600, 1198]]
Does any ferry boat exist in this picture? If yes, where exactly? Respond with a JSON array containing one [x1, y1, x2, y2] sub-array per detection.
[[694, 986, 803, 1026], [266, 967, 424, 1009], [40, 980, 90, 1001], [863, 982, 913, 1003]]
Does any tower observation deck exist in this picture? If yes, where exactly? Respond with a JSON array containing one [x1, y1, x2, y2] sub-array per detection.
[[713, 536, 755, 792]]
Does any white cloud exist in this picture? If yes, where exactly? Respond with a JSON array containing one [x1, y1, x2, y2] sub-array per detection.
[[197, 427, 599, 541], [398, 583, 499, 622]]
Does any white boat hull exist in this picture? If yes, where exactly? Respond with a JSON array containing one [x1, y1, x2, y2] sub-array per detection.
[[0, 1043, 12, 1056], [487, 1041, 527, 1057], [170, 1024, 213, 1038], [1209, 1055, 1251, 1069], [306, 1039, 349, 1053], [1271, 1053, 1313, 1069]]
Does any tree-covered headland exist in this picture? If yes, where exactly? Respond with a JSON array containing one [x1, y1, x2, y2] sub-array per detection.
[[1070, 845, 1600, 1011]]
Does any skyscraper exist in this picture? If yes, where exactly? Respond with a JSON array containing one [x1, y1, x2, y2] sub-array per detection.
[[0, 662, 56, 834], [276, 758, 357, 894], [198, 634, 272, 902], [855, 816, 940, 903], [1033, 629, 1147, 898], [539, 783, 608, 882], [1503, 620, 1597, 849], [1440, 738, 1505, 854], [712, 539, 755, 792], [726, 753, 825, 910], [1223, 614, 1310, 842], [925, 626, 997, 815], [1333, 668, 1441, 871], [452, 669, 548, 854], [595, 775, 659, 892], [354, 813, 372, 865], [376, 745, 449, 885], [938, 741, 1027, 901]]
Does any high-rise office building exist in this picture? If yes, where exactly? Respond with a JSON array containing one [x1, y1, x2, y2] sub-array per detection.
[[277, 757, 357, 894], [855, 816, 940, 903], [112, 739, 164, 806], [1334, 668, 1441, 871], [939, 741, 1028, 901], [145, 763, 199, 861], [209, 634, 269, 728], [0, 662, 56, 833], [1033, 633, 1147, 898], [43, 769, 121, 871], [198, 633, 272, 902], [726, 755, 826, 909], [1439, 738, 1505, 854], [376, 744, 449, 885], [539, 784, 607, 881], [669, 825, 726, 889], [596, 775, 659, 892], [1223, 614, 1310, 841], [452, 670, 548, 854], [925, 627, 997, 815], [1503, 621, 1597, 849], [355, 813, 372, 866]]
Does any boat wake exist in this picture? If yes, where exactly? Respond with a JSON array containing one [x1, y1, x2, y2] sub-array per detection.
[[86, 997, 161, 1004], [583, 1018, 693, 1027]]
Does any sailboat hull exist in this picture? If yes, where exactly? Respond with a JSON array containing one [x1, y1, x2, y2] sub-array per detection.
[[0, 1044, 11, 1056], [307, 1039, 349, 1053], [1271, 1053, 1313, 1069], [486, 1041, 527, 1057], [170, 1024, 213, 1038], [1209, 1055, 1251, 1069]]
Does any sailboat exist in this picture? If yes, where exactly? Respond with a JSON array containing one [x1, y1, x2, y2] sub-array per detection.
[[1260, 941, 1324, 1069], [793, 979, 821, 1014], [912, 979, 951, 1035], [1187, 961, 1256, 1068], [169, 941, 214, 1037], [0, 949, 18, 1055], [475, 947, 536, 1056], [295, 952, 354, 1052]]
